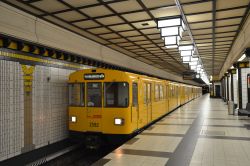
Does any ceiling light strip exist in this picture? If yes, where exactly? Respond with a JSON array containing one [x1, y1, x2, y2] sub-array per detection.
[[174, 0, 209, 84]]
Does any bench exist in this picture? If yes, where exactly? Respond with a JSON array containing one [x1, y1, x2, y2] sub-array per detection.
[[238, 103, 250, 115]]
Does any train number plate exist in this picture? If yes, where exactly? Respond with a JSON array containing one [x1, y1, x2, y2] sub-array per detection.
[[89, 122, 99, 127]]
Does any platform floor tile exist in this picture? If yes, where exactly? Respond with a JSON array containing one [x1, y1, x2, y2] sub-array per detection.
[[94, 95, 250, 166]]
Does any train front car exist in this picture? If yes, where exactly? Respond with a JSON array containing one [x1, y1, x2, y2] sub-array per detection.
[[68, 68, 138, 148]]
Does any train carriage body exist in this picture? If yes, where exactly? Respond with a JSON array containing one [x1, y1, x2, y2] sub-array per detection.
[[68, 68, 202, 139]]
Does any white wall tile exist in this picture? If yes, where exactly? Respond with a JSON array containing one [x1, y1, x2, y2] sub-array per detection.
[[0, 59, 23, 161], [32, 66, 74, 148]]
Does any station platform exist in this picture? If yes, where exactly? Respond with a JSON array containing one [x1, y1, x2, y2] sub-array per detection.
[[94, 94, 250, 166]]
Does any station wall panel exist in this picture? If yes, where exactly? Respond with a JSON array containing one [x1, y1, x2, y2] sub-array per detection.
[[0, 49, 90, 161], [32, 66, 74, 148], [241, 68, 250, 109], [0, 60, 24, 161]]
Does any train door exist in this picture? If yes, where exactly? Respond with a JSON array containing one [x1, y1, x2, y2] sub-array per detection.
[[147, 83, 152, 123], [131, 82, 138, 130], [86, 82, 102, 132], [165, 84, 169, 113], [143, 82, 152, 124]]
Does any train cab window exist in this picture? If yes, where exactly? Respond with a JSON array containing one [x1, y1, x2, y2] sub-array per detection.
[[69, 84, 84, 106], [104, 82, 129, 107], [87, 83, 102, 107], [132, 83, 138, 107]]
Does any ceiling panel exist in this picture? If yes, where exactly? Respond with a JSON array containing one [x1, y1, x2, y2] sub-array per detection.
[[108, 1, 142, 13], [80, 5, 112, 17], [3, 0, 250, 77]]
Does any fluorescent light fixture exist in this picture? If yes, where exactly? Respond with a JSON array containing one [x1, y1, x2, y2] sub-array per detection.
[[238, 54, 246, 61], [165, 36, 178, 45], [179, 26, 184, 38], [180, 50, 192, 57], [179, 45, 194, 51], [158, 18, 181, 28], [190, 65, 197, 70], [191, 57, 198, 62], [189, 61, 197, 66], [182, 56, 191, 63], [114, 118, 124, 125], [71, 116, 76, 123], [165, 45, 178, 49], [161, 27, 179, 36], [210, 75, 213, 81]]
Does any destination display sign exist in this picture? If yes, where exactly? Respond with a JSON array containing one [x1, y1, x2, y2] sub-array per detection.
[[84, 73, 105, 80]]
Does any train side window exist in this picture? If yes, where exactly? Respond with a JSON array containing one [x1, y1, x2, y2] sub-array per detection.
[[104, 82, 129, 107], [147, 84, 151, 102], [87, 82, 102, 107], [159, 85, 164, 100], [69, 83, 84, 106], [166, 85, 168, 99], [144, 83, 147, 104], [132, 83, 138, 107], [155, 84, 159, 101]]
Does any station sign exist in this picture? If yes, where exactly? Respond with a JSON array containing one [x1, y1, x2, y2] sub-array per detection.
[[183, 71, 195, 80], [183, 74, 195, 80], [84, 73, 105, 80]]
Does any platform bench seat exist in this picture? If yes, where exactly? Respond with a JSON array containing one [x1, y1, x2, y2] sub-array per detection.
[[238, 103, 250, 115]]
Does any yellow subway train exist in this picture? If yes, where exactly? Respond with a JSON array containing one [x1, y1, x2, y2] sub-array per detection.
[[68, 68, 201, 146]]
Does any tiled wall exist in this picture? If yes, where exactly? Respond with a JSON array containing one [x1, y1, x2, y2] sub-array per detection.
[[233, 73, 238, 105], [0, 58, 79, 161], [241, 68, 250, 109], [0, 60, 24, 161], [32, 66, 74, 148]]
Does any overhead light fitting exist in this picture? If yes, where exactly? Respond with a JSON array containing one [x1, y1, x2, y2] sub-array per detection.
[[180, 50, 192, 57], [182, 56, 191, 63], [157, 15, 208, 84], [164, 36, 180, 46], [179, 44, 194, 51], [238, 54, 246, 61], [157, 17, 185, 29]]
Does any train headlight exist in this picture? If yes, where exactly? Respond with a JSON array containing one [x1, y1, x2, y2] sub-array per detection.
[[114, 118, 124, 125], [71, 116, 77, 123]]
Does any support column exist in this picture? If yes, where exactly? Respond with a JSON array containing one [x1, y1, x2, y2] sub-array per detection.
[[21, 65, 35, 153]]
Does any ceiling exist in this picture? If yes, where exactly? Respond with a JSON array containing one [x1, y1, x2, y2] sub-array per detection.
[[3, 0, 250, 76]]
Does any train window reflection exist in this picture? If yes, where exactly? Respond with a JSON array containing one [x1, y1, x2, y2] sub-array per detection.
[[87, 83, 102, 107], [104, 82, 129, 107], [69, 84, 84, 106]]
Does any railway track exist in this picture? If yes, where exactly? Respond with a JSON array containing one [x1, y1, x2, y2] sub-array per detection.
[[25, 141, 124, 166]]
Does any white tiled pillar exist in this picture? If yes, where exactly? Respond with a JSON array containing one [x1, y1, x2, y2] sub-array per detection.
[[228, 75, 231, 101], [233, 72, 238, 105], [241, 68, 250, 109]]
